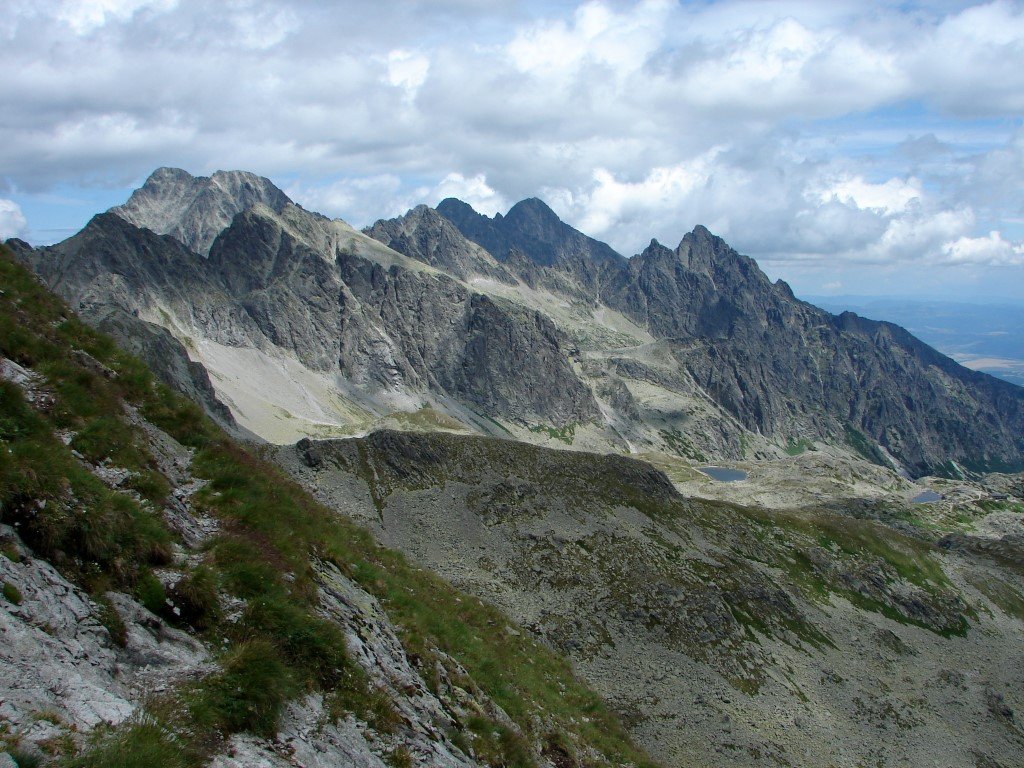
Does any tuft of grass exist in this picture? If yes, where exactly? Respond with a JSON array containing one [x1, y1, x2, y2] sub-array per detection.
[[71, 416, 147, 469], [94, 594, 128, 647], [166, 566, 220, 631], [465, 714, 536, 768], [9, 747, 43, 768], [2, 580, 23, 605], [61, 720, 187, 768], [188, 640, 296, 739], [136, 571, 168, 617], [239, 595, 351, 689], [1, 540, 23, 562], [385, 745, 414, 768]]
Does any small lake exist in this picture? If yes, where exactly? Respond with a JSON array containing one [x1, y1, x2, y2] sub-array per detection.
[[911, 490, 943, 504], [699, 466, 748, 482]]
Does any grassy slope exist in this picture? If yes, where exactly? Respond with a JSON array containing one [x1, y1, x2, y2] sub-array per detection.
[[0, 246, 658, 768]]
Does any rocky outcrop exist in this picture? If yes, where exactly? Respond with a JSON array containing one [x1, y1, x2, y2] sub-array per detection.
[[337, 258, 599, 425], [436, 197, 623, 269], [0, 524, 209, 745], [112, 167, 291, 256], [365, 205, 517, 284], [435, 197, 625, 301]]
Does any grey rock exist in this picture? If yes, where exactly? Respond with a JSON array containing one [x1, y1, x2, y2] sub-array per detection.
[[111, 166, 291, 257], [365, 204, 517, 284]]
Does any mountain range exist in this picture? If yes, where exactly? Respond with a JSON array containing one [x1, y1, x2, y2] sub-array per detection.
[[7, 167, 1023, 478], [4, 168, 1024, 768]]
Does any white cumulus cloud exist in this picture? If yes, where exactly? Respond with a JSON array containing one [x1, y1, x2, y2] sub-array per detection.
[[0, 199, 28, 240], [941, 231, 1024, 266]]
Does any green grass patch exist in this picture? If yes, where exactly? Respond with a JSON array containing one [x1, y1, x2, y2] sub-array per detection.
[[732, 502, 969, 634], [61, 719, 188, 768], [2, 580, 23, 605], [188, 639, 297, 738], [527, 423, 576, 444], [843, 425, 887, 467], [659, 429, 706, 461], [784, 438, 814, 456], [967, 574, 1024, 622]]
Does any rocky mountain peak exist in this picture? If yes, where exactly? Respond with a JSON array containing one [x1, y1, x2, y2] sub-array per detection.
[[111, 166, 291, 257], [365, 203, 516, 282], [503, 197, 561, 227], [674, 224, 765, 286], [436, 197, 478, 219], [437, 196, 625, 269], [638, 237, 675, 260]]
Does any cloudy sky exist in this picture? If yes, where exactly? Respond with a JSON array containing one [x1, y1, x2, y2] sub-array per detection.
[[2, 0, 1023, 302]]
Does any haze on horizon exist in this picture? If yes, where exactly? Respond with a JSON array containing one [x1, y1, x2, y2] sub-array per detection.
[[2, 0, 1023, 303]]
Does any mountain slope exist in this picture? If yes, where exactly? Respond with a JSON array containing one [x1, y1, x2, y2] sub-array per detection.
[[0, 244, 656, 768], [276, 429, 1024, 768]]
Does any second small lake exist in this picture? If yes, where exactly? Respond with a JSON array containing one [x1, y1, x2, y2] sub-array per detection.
[[699, 466, 748, 482], [911, 489, 943, 503]]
